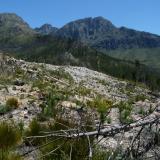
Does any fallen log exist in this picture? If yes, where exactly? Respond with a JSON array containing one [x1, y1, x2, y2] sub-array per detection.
[[26, 116, 159, 139]]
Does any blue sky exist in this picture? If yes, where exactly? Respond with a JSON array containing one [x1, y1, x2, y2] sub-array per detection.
[[0, 0, 160, 34]]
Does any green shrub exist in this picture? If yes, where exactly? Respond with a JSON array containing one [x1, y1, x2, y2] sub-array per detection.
[[88, 97, 112, 113], [43, 89, 65, 118], [49, 68, 73, 82], [0, 104, 9, 114], [118, 101, 133, 124], [138, 107, 146, 115], [18, 121, 24, 136], [0, 122, 21, 159], [93, 148, 112, 160], [76, 86, 91, 96], [27, 119, 41, 136], [40, 118, 94, 160], [25, 119, 41, 146], [5, 153, 23, 160], [87, 97, 112, 124], [135, 94, 148, 102], [98, 79, 109, 86], [6, 97, 19, 109]]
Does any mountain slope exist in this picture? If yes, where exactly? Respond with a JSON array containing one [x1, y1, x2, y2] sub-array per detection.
[[12, 35, 160, 91], [0, 13, 36, 50], [0, 13, 160, 90], [56, 16, 160, 50], [106, 47, 160, 69]]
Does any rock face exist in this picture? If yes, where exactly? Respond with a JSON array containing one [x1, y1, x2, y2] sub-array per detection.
[[35, 24, 58, 35], [1, 13, 160, 51], [57, 17, 117, 43], [0, 13, 34, 36], [56, 17, 160, 50]]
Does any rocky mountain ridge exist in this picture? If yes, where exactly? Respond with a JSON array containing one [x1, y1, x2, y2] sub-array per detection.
[[1, 13, 160, 69], [35, 24, 58, 35], [36, 16, 160, 50]]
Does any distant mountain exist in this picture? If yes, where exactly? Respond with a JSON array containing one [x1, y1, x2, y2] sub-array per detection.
[[1, 13, 160, 51], [0, 13, 35, 50], [57, 17, 117, 43], [35, 24, 58, 35], [1, 13, 160, 69], [56, 16, 160, 50]]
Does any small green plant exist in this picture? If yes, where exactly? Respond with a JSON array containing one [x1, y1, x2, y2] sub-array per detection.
[[135, 94, 148, 102], [138, 107, 146, 115], [88, 97, 112, 124], [0, 151, 23, 160], [118, 101, 133, 124], [25, 119, 41, 146], [0, 104, 9, 114], [18, 121, 24, 135], [76, 86, 91, 96], [6, 97, 19, 109], [148, 104, 154, 114], [93, 146, 124, 160], [48, 68, 73, 82], [88, 97, 112, 112], [42, 88, 66, 118], [40, 118, 94, 160], [98, 79, 109, 86], [0, 122, 21, 159], [27, 119, 41, 136]]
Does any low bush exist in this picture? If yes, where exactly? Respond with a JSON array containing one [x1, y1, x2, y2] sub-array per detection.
[[6, 97, 19, 109], [87, 97, 113, 124], [25, 119, 41, 145], [5, 153, 23, 160], [135, 94, 148, 102], [0, 122, 21, 159], [118, 101, 133, 124], [0, 104, 9, 114]]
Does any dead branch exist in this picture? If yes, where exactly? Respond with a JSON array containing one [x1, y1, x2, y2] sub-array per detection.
[[26, 117, 159, 139]]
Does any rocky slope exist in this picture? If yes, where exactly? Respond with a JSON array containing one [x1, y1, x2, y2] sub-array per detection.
[[56, 17, 160, 50], [36, 16, 160, 50], [0, 54, 158, 125], [0, 54, 159, 159]]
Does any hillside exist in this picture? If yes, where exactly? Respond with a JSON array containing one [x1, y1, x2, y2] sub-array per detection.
[[0, 13, 35, 49], [12, 35, 160, 91], [106, 47, 160, 69], [0, 54, 159, 159], [56, 17, 160, 50], [0, 13, 160, 90], [36, 16, 160, 68]]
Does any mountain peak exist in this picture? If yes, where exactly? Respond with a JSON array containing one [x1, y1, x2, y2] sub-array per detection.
[[0, 13, 29, 26], [0, 12, 34, 36], [35, 23, 58, 35], [57, 16, 117, 42]]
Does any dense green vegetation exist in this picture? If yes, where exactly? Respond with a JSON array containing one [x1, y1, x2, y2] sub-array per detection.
[[105, 47, 160, 69]]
